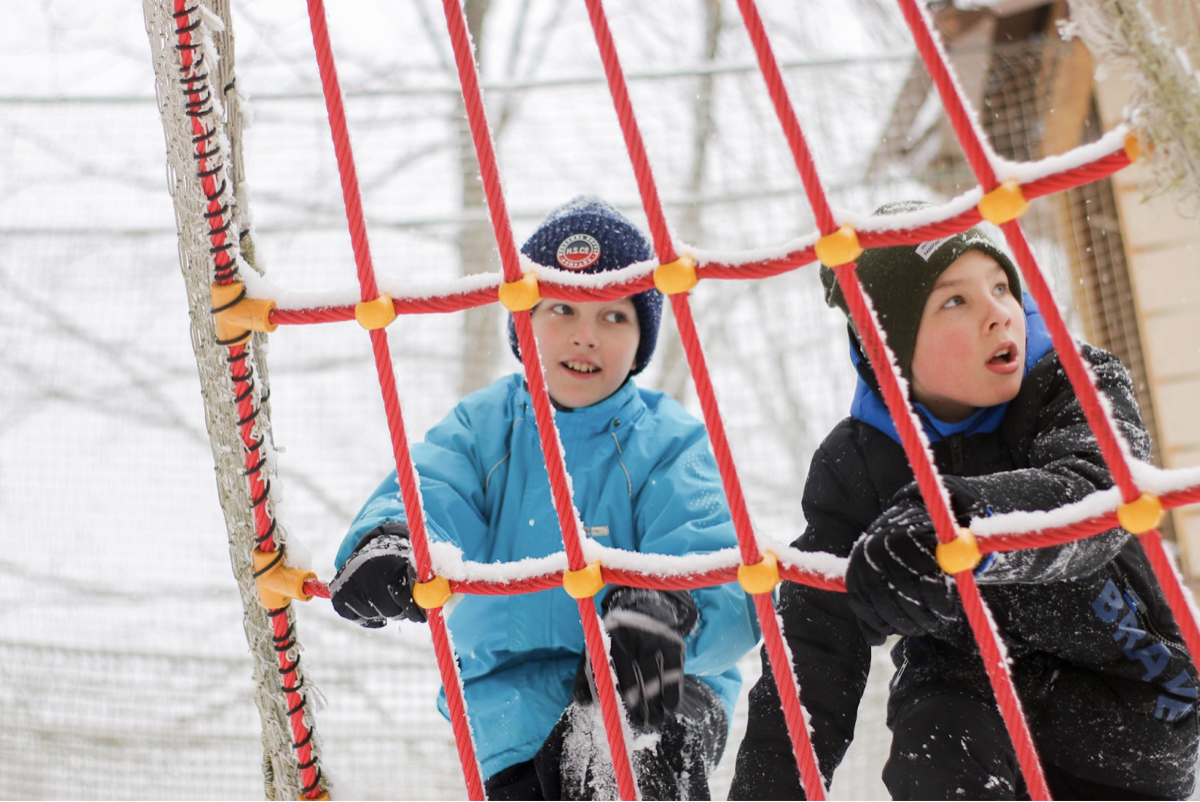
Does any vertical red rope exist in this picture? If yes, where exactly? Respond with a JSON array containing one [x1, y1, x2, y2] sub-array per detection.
[[439, 0, 638, 794], [999, 221, 1140, 502], [732, 0, 837, 235], [832, 262, 1052, 799], [579, 0, 831, 794], [895, 0, 998, 190], [754, 593, 827, 799], [440, 0, 524, 283], [670, 297, 761, 567], [580, 0, 676, 264], [303, 1, 484, 796], [1139, 530, 1200, 665]]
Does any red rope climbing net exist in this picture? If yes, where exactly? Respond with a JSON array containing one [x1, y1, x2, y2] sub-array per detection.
[[178, 0, 1200, 799]]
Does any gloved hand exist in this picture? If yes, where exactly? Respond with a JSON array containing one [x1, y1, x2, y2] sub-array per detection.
[[574, 587, 698, 727], [329, 522, 427, 629], [846, 500, 959, 646]]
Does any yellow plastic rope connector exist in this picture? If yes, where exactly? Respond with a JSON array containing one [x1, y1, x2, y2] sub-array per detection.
[[653, 255, 698, 295], [738, 551, 780, 595], [936, 527, 983, 575], [978, 179, 1029, 225], [1124, 134, 1141, 163], [252, 548, 316, 610], [355, 294, 397, 330], [499, 272, 541, 312], [211, 281, 278, 346], [563, 561, 604, 599], [413, 575, 453, 610], [814, 226, 864, 267], [300, 792, 330, 801], [1117, 492, 1164, 534]]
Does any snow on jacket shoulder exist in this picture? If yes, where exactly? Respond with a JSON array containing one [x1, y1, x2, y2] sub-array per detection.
[[336, 375, 760, 779]]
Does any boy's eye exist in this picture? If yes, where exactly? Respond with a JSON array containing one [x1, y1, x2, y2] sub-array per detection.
[[942, 295, 963, 309], [603, 310, 628, 324], [550, 303, 573, 316], [993, 282, 1009, 296]]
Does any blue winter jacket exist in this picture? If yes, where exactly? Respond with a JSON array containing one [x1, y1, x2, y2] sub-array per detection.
[[336, 375, 761, 778]]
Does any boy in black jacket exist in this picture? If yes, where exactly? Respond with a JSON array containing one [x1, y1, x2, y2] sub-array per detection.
[[730, 203, 1199, 800]]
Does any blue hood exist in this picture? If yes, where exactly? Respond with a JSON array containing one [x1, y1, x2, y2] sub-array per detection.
[[849, 292, 1052, 444]]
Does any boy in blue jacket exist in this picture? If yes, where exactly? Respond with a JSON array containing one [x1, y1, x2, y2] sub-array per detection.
[[330, 197, 760, 800]]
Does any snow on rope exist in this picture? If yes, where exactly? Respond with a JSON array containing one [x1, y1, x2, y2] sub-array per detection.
[[162, 0, 1200, 800], [145, 0, 327, 798]]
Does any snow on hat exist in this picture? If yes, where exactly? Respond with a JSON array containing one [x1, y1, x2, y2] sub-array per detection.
[[509, 196, 663, 376], [819, 200, 1023, 380]]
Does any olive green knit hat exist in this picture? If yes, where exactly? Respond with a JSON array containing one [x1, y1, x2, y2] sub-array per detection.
[[819, 200, 1022, 379]]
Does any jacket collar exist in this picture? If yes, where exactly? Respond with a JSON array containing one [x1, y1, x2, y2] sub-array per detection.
[[517, 374, 642, 436], [849, 292, 1053, 444]]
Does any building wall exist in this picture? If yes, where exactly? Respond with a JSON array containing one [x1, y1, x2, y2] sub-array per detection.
[[1095, 75, 1200, 577]]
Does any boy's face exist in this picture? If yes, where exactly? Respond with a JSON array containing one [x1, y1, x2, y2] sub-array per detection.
[[531, 297, 640, 409], [909, 250, 1025, 422]]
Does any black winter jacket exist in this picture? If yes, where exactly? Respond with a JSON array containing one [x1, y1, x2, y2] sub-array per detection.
[[730, 345, 1198, 799]]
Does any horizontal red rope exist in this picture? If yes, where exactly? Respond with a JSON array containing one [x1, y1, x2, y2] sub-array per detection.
[[261, 142, 1130, 327]]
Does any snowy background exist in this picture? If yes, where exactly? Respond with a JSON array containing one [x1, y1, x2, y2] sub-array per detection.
[[0, 0, 1120, 798]]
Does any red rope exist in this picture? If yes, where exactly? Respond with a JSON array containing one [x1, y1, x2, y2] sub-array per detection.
[[755, 593, 826, 799], [733, 0, 837, 234], [304, 1, 484, 796], [579, 0, 836, 792], [1000, 221, 1140, 502], [440, 0, 523, 283], [1139, 530, 1200, 667], [440, 0, 639, 792], [581, 0, 676, 264], [896, 0, 998, 190], [832, 261, 1051, 798], [262, 136, 1130, 328], [955, 570, 1051, 798]]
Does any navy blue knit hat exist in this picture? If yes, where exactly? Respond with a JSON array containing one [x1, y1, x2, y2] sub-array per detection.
[[509, 196, 663, 375]]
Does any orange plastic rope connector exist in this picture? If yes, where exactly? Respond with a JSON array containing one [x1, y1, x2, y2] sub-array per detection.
[[499, 272, 541, 312], [301, 791, 329, 801], [563, 562, 605, 599], [1124, 133, 1142, 163], [252, 549, 317, 609], [738, 551, 780, 595], [1118, 492, 1164, 534], [355, 294, 397, 330], [414, 575, 453, 610], [936, 527, 983, 575], [977, 179, 1029, 224], [654, 255, 698, 295], [814, 225, 864, 267], [211, 281, 278, 346]]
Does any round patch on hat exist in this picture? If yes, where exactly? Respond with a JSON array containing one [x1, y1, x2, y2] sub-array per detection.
[[556, 233, 601, 270]]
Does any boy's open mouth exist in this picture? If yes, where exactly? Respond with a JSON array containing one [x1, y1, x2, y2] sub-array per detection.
[[986, 341, 1020, 372], [563, 360, 600, 375]]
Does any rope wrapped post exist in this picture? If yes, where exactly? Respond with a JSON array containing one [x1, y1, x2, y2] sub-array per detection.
[[144, 0, 327, 796]]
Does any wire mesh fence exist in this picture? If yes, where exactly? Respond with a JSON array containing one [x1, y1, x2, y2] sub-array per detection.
[[0, 10, 1151, 797]]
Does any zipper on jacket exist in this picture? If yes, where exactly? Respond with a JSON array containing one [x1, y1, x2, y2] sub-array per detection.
[[950, 434, 964, 475]]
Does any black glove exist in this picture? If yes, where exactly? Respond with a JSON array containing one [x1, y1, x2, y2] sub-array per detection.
[[846, 501, 959, 646], [329, 522, 427, 628], [574, 587, 698, 727]]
